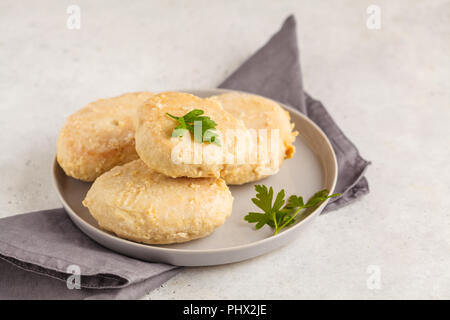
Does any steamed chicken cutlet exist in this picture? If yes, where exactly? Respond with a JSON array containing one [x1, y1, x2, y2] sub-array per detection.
[[212, 92, 297, 184], [82, 159, 233, 244], [57, 92, 153, 181]]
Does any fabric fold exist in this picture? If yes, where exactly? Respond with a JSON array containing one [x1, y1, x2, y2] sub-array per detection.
[[0, 208, 179, 298]]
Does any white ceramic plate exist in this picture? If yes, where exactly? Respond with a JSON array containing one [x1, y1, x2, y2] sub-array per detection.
[[53, 89, 337, 266]]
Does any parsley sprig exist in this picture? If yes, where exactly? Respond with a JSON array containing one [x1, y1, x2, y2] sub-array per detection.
[[244, 185, 340, 235], [166, 109, 220, 145]]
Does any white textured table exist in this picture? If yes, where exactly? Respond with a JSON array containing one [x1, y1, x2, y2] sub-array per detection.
[[0, 0, 449, 299]]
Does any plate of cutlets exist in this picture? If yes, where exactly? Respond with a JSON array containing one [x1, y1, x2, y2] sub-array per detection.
[[53, 89, 337, 266]]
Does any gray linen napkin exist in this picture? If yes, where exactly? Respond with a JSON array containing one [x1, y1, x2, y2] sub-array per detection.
[[0, 208, 180, 299], [219, 15, 370, 211], [0, 15, 370, 299]]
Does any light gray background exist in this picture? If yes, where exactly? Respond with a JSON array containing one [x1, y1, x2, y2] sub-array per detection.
[[0, 0, 449, 299]]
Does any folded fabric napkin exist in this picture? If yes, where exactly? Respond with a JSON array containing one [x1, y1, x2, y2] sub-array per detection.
[[0, 15, 370, 299]]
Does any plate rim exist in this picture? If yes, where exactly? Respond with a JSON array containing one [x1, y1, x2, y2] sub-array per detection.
[[53, 88, 338, 255]]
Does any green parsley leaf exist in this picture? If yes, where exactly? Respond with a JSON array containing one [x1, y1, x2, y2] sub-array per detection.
[[244, 185, 340, 235], [166, 109, 220, 146]]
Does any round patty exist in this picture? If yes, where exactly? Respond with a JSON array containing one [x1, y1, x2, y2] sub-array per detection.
[[57, 92, 153, 181], [212, 92, 297, 184], [82, 159, 233, 244], [135, 91, 246, 179]]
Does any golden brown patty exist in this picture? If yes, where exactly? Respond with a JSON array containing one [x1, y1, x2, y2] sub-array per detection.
[[57, 92, 153, 181], [135, 91, 246, 179], [82, 159, 233, 244], [212, 92, 297, 184]]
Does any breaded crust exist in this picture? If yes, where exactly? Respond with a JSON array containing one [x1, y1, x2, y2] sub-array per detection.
[[212, 92, 298, 184], [82, 160, 233, 244], [135, 91, 246, 179], [57, 92, 153, 181]]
